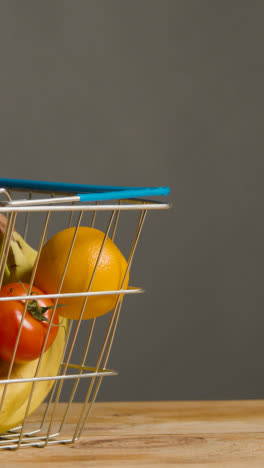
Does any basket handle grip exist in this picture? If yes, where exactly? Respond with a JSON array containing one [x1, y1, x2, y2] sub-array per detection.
[[77, 187, 170, 202]]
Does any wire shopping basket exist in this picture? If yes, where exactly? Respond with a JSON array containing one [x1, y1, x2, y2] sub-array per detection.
[[0, 178, 170, 449]]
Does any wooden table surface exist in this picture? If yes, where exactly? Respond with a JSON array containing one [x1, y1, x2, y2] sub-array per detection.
[[2, 400, 264, 467]]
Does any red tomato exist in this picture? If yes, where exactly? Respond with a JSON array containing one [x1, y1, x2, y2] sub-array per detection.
[[0, 282, 59, 363]]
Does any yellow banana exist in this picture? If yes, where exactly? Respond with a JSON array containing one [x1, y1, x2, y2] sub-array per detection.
[[0, 213, 38, 285], [0, 317, 67, 434]]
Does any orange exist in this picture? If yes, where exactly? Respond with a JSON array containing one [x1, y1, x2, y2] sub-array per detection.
[[34, 227, 129, 320]]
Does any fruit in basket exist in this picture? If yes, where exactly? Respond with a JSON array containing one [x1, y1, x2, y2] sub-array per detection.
[[34, 227, 129, 320], [0, 315, 67, 434], [0, 214, 37, 284], [0, 282, 61, 363]]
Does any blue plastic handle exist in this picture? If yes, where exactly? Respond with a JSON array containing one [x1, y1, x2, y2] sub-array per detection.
[[0, 178, 170, 202], [77, 187, 170, 202]]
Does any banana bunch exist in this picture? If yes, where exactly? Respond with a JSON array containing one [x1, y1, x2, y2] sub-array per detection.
[[0, 214, 67, 434], [0, 214, 38, 284]]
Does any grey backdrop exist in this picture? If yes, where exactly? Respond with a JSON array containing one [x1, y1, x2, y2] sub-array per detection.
[[0, 0, 263, 401]]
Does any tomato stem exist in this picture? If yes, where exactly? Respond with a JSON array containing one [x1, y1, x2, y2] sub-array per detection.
[[27, 299, 64, 322], [18, 281, 66, 325]]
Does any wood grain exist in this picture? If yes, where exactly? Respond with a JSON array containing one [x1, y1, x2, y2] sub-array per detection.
[[2, 401, 264, 467]]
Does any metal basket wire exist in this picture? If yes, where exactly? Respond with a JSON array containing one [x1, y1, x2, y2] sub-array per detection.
[[0, 179, 170, 449]]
